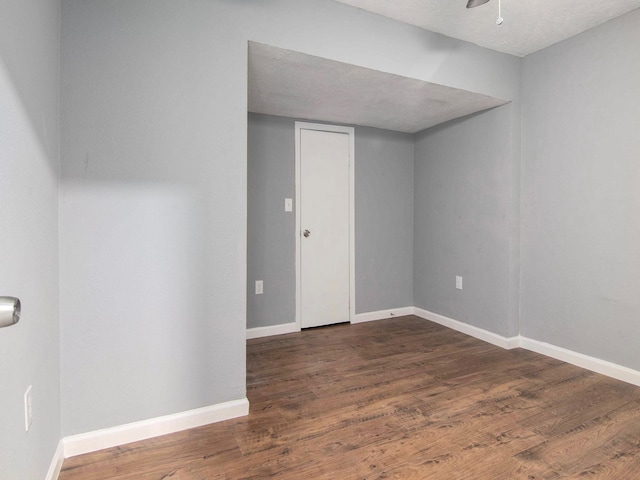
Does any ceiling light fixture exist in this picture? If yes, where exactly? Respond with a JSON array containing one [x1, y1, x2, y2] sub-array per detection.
[[466, 0, 489, 7], [466, 0, 503, 25]]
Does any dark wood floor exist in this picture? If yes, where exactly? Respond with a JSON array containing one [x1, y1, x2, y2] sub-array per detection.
[[60, 316, 640, 479]]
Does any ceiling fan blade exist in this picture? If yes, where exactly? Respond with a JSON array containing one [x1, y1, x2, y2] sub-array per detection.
[[466, 0, 490, 8]]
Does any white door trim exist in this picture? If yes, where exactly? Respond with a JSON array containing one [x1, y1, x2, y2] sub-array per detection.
[[295, 121, 355, 330]]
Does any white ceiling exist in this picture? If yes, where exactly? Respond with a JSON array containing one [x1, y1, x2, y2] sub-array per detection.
[[334, 0, 640, 57], [248, 43, 507, 134]]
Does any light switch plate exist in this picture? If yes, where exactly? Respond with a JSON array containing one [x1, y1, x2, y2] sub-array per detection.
[[255, 280, 264, 295], [285, 198, 293, 212], [456, 276, 463, 290]]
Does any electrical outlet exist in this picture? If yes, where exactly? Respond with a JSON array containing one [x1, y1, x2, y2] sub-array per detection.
[[24, 385, 33, 432], [255, 280, 264, 295], [456, 276, 463, 290]]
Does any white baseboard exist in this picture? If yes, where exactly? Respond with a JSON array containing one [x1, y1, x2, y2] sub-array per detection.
[[63, 397, 249, 459], [413, 307, 640, 387], [259, 307, 640, 389], [45, 440, 64, 480], [352, 307, 415, 324], [246, 322, 298, 339], [519, 337, 640, 387], [413, 307, 520, 350]]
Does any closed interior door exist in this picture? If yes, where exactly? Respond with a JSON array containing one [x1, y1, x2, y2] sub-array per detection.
[[299, 128, 351, 328]]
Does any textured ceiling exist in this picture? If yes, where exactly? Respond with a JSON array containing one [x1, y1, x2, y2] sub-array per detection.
[[333, 0, 640, 57], [248, 43, 507, 134]]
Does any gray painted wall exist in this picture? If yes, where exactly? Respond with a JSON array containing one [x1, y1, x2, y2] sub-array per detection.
[[0, 0, 61, 478], [247, 114, 414, 329], [521, 10, 640, 369], [60, 1, 249, 435], [355, 126, 414, 313], [60, 0, 520, 436], [247, 114, 295, 328], [414, 105, 519, 337]]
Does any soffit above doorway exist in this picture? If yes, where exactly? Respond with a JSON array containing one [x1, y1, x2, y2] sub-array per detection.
[[248, 43, 507, 134]]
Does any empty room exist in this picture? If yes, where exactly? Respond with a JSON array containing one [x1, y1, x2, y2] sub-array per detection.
[[2, 0, 640, 478]]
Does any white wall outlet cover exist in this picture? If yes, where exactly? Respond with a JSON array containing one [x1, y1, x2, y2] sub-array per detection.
[[255, 280, 264, 295], [456, 276, 463, 290], [24, 385, 33, 432], [285, 198, 293, 212]]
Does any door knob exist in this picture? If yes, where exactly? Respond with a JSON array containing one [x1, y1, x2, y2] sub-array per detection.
[[303, 229, 311, 238], [0, 297, 21, 328]]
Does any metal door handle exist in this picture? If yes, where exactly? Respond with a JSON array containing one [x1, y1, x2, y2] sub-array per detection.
[[303, 229, 311, 238], [0, 297, 21, 328]]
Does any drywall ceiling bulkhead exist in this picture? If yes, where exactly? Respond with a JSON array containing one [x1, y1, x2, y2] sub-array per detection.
[[248, 42, 508, 134]]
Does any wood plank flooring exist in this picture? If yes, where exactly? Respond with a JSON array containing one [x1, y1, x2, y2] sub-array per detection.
[[59, 316, 640, 479]]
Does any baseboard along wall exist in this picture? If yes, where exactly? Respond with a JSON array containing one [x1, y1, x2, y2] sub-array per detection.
[[246, 322, 298, 339], [45, 440, 64, 480], [62, 398, 249, 459], [250, 307, 640, 389], [412, 307, 640, 387], [352, 307, 415, 324], [412, 307, 521, 350], [518, 337, 640, 388]]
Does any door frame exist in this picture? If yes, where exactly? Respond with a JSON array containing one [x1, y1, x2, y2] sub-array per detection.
[[294, 121, 355, 330]]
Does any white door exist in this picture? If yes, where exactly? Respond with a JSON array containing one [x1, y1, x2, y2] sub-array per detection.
[[296, 123, 354, 329]]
